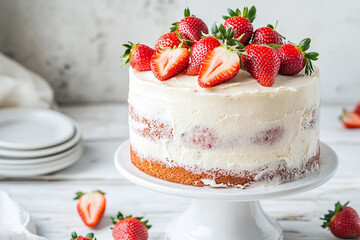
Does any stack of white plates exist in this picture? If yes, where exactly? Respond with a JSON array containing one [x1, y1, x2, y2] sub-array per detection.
[[0, 108, 83, 177]]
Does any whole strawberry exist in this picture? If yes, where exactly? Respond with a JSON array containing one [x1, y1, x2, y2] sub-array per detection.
[[278, 38, 319, 75], [154, 32, 190, 51], [170, 8, 208, 42], [71, 232, 96, 240], [111, 212, 151, 240], [252, 21, 283, 45], [74, 190, 106, 228], [121, 42, 155, 71], [242, 44, 281, 87], [186, 37, 221, 76], [223, 6, 256, 45], [321, 201, 360, 239]]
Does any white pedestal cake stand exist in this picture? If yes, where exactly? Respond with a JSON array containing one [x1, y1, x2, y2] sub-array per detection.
[[114, 140, 338, 240]]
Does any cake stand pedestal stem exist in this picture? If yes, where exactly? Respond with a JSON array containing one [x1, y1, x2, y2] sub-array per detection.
[[166, 200, 282, 240]]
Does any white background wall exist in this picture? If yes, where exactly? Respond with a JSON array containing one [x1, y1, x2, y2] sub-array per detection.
[[0, 0, 359, 104]]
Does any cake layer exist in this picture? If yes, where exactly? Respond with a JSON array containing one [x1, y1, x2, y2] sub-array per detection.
[[128, 67, 320, 175], [130, 145, 320, 188]]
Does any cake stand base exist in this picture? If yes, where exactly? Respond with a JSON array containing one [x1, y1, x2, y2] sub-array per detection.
[[166, 200, 282, 240], [114, 140, 338, 240]]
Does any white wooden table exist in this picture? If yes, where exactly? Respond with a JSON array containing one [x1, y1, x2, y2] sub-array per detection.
[[1, 103, 359, 240]]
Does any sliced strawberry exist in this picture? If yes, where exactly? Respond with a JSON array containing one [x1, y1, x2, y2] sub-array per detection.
[[71, 232, 96, 240], [121, 42, 155, 71], [111, 212, 151, 240], [74, 190, 106, 228], [242, 44, 281, 87], [151, 47, 189, 80], [354, 103, 360, 115], [170, 8, 208, 42], [198, 46, 240, 88], [186, 37, 221, 76], [154, 32, 190, 51], [340, 110, 360, 128]]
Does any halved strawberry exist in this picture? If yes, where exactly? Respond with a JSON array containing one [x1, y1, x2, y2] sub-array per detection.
[[340, 110, 360, 128], [71, 232, 96, 240], [186, 37, 221, 76], [154, 32, 190, 51], [198, 46, 240, 88], [170, 8, 208, 42], [354, 103, 360, 115], [121, 42, 155, 71], [74, 190, 106, 228], [242, 44, 281, 87], [150, 47, 189, 80]]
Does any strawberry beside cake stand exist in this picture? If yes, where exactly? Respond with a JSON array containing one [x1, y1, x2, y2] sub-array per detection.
[[114, 140, 338, 240]]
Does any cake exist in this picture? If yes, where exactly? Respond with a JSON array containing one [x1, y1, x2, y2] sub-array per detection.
[[122, 6, 320, 188], [128, 68, 320, 187]]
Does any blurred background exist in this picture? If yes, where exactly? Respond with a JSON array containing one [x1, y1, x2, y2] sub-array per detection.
[[0, 0, 359, 104]]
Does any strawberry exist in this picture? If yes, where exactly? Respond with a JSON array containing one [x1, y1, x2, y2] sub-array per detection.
[[198, 46, 240, 88], [71, 232, 96, 240], [154, 32, 190, 51], [354, 103, 360, 115], [340, 110, 360, 128], [321, 201, 360, 239], [186, 37, 221, 76], [150, 46, 189, 81], [252, 21, 283, 45], [111, 212, 151, 240], [198, 24, 245, 88], [170, 8, 208, 42], [74, 190, 106, 228], [278, 38, 319, 75], [121, 42, 155, 71], [223, 6, 256, 45], [242, 44, 281, 87]]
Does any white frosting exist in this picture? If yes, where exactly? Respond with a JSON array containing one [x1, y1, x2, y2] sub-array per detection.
[[128, 67, 320, 173]]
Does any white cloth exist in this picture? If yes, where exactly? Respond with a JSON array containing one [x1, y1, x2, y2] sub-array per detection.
[[0, 191, 47, 240], [0, 53, 55, 109]]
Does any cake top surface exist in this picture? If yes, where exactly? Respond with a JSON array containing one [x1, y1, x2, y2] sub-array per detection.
[[130, 67, 319, 96]]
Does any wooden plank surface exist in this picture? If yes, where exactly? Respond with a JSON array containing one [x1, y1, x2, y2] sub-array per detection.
[[0, 103, 359, 240]]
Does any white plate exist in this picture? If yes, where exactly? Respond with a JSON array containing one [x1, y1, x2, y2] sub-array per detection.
[[0, 107, 75, 150], [0, 141, 83, 165], [0, 142, 83, 170], [115, 140, 338, 201], [0, 146, 83, 177], [0, 124, 82, 158]]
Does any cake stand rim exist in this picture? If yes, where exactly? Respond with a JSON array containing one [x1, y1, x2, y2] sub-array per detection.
[[114, 139, 338, 201]]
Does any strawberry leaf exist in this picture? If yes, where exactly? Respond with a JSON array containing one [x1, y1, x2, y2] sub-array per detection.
[[74, 192, 85, 200], [227, 8, 237, 17], [85, 233, 95, 239], [299, 38, 311, 52], [305, 52, 319, 60]]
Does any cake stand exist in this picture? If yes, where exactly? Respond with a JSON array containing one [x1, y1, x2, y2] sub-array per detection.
[[114, 140, 338, 240]]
